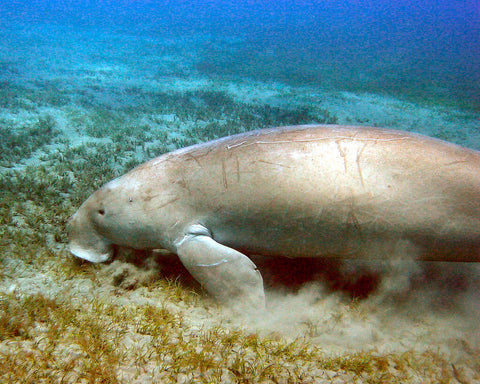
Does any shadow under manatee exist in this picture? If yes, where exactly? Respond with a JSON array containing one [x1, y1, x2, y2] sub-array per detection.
[[111, 246, 480, 311], [114, 247, 381, 299], [259, 256, 479, 302], [252, 255, 381, 299]]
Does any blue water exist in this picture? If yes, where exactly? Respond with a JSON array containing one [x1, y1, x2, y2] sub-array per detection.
[[1, 0, 479, 109]]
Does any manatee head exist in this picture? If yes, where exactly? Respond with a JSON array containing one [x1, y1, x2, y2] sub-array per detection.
[[68, 196, 114, 262], [68, 181, 132, 263]]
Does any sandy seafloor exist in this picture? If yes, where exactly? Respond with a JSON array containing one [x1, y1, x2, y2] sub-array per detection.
[[1, 23, 480, 383]]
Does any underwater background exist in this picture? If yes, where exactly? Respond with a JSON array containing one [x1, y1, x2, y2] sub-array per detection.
[[1, 0, 480, 382]]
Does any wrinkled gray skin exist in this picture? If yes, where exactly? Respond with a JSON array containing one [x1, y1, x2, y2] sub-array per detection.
[[69, 125, 480, 309]]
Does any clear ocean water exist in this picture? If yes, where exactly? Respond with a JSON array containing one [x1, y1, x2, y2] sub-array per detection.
[[1, 0, 479, 109]]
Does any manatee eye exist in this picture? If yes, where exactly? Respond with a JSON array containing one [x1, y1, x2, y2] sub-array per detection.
[[98, 209, 105, 215]]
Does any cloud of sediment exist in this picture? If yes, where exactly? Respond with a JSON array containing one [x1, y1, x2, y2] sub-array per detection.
[[230, 245, 480, 359]]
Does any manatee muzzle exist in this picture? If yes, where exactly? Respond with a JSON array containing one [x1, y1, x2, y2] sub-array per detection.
[[67, 211, 114, 263]]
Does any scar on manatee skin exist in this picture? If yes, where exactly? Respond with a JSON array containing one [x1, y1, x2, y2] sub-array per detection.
[[221, 156, 228, 190], [345, 204, 365, 241], [235, 156, 240, 183], [356, 143, 368, 188], [195, 258, 229, 267], [225, 136, 411, 150], [142, 193, 160, 202], [258, 160, 291, 168], [335, 140, 368, 188], [336, 140, 348, 172], [443, 159, 470, 166], [185, 153, 203, 167], [226, 141, 247, 150], [155, 196, 181, 209]]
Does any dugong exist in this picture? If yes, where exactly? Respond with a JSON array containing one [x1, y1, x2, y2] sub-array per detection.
[[68, 125, 480, 308]]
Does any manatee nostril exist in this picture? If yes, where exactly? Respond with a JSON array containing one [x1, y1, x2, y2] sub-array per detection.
[[98, 209, 105, 215]]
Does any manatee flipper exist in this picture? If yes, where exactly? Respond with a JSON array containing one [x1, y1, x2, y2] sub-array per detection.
[[175, 226, 265, 310]]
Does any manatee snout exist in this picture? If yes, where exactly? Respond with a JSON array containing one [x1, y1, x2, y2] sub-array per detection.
[[68, 203, 113, 263]]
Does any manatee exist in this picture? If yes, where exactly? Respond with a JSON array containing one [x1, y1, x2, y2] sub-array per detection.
[[68, 125, 480, 309]]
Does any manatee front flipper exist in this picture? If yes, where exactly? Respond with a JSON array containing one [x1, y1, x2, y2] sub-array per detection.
[[175, 225, 265, 310]]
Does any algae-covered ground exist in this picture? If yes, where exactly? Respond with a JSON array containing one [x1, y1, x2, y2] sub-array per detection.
[[1, 24, 480, 383]]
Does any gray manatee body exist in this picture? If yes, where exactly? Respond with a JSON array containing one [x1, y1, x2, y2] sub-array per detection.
[[68, 125, 480, 308]]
